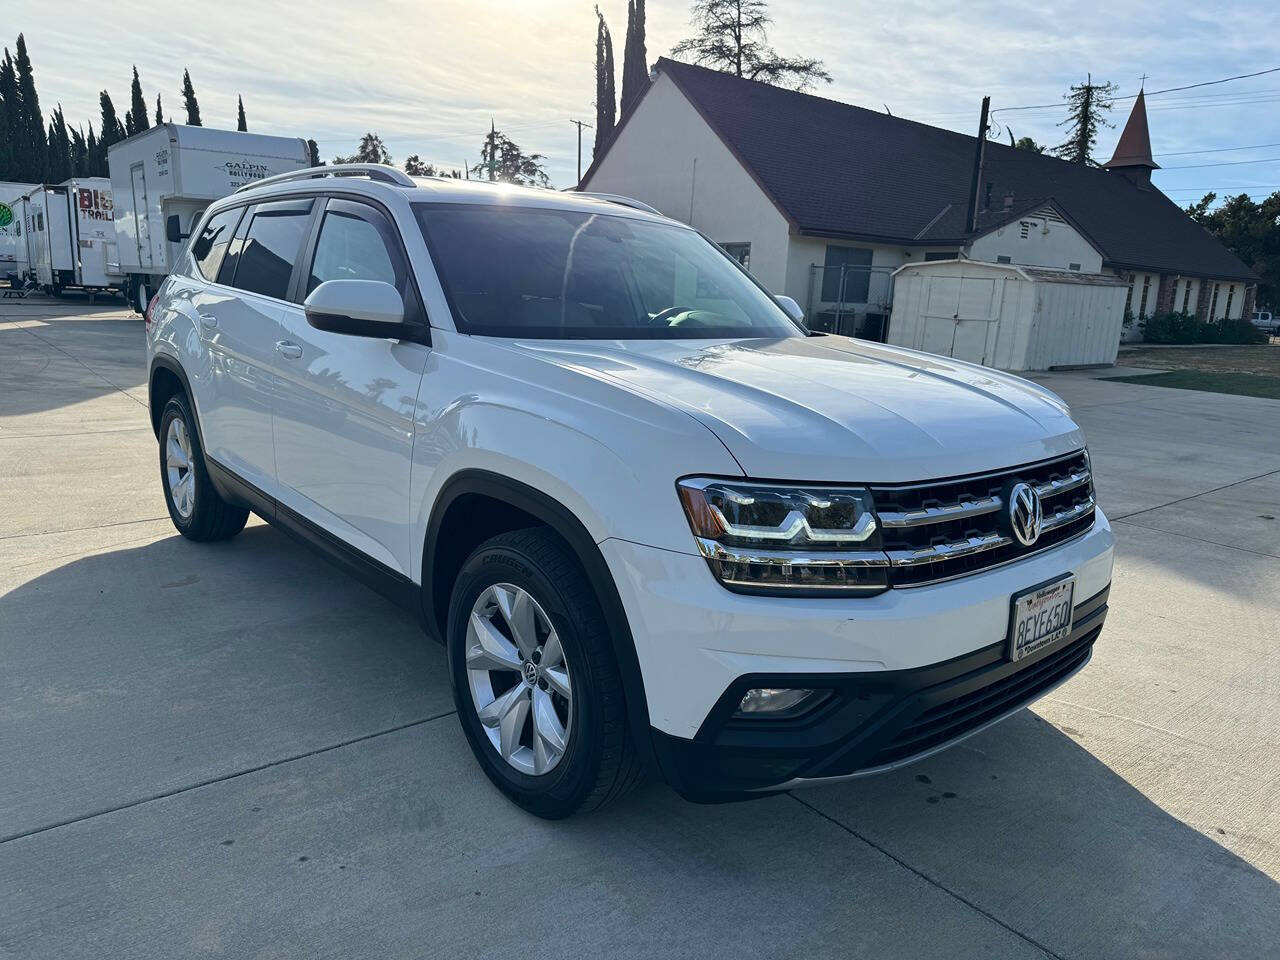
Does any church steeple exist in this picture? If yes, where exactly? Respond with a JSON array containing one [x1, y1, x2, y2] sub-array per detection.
[[1104, 89, 1160, 188]]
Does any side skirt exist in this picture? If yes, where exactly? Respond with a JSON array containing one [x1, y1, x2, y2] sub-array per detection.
[[205, 458, 421, 617]]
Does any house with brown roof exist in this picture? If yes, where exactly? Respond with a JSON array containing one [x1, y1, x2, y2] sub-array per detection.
[[580, 59, 1259, 338]]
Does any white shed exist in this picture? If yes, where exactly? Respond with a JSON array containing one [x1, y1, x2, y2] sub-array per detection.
[[886, 260, 1128, 371]]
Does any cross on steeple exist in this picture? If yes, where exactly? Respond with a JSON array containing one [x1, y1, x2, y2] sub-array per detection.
[[1138, 73, 1149, 89]]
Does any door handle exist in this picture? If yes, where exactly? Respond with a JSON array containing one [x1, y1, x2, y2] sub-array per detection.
[[198, 313, 218, 329], [275, 340, 303, 360]]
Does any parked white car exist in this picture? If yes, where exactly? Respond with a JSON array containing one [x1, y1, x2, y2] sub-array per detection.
[[144, 165, 1113, 817]]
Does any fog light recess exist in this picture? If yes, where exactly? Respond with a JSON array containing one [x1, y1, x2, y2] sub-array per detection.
[[736, 687, 821, 717]]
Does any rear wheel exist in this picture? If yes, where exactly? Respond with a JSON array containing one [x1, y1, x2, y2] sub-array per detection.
[[446, 528, 645, 818], [159, 393, 249, 542]]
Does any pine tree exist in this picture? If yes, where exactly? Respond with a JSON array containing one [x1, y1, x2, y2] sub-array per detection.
[[130, 65, 149, 133], [236, 95, 247, 131], [671, 0, 831, 91], [593, 6, 617, 155], [154, 92, 163, 125], [181, 69, 202, 126], [0, 49, 15, 180], [14, 34, 48, 182], [620, 0, 649, 115], [1052, 74, 1117, 165], [47, 105, 72, 182]]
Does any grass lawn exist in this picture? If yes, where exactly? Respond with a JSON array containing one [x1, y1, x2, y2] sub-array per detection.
[[1107, 370, 1280, 399], [1116, 343, 1280, 376]]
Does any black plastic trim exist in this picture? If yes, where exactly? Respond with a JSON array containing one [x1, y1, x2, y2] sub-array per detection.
[[652, 584, 1110, 800], [203, 458, 419, 613], [422, 469, 659, 776]]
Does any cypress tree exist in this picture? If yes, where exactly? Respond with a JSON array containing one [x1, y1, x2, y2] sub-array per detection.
[[14, 34, 48, 182], [154, 92, 163, 125], [593, 6, 616, 156], [47, 105, 72, 182], [86, 124, 101, 177], [181, 69, 201, 126], [236, 95, 247, 131], [71, 124, 88, 176], [620, 0, 649, 115], [307, 139, 322, 167], [0, 49, 15, 180], [99, 90, 125, 168], [130, 65, 149, 133]]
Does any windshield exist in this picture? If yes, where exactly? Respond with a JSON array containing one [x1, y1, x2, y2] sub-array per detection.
[[414, 203, 802, 339]]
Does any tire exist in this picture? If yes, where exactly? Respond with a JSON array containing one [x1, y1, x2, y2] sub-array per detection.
[[446, 528, 645, 818], [133, 277, 150, 316], [158, 393, 249, 542]]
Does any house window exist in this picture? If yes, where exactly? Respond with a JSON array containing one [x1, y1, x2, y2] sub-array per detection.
[[1138, 274, 1151, 317], [996, 255, 1012, 264], [821, 245, 873, 302], [1069, 262, 1081, 271], [1181, 281, 1192, 314], [719, 242, 751, 270], [1209, 282, 1221, 319], [1124, 274, 1135, 314], [924, 251, 957, 261], [1224, 284, 1235, 318]]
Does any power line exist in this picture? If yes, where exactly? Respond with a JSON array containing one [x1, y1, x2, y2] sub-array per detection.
[[989, 65, 1280, 115], [1161, 156, 1280, 170], [1155, 141, 1280, 158]]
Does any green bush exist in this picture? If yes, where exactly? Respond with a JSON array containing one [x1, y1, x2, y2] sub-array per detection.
[[1139, 312, 1267, 345]]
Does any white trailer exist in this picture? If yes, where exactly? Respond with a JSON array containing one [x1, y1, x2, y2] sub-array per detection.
[[888, 259, 1128, 371], [0, 181, 38, 285], [21, 178, 121, 296], [108, 124, 310, 311]]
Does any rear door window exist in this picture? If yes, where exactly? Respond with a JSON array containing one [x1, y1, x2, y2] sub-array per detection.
[[189, 207, 243, 281], [230, 199, 315, 300]]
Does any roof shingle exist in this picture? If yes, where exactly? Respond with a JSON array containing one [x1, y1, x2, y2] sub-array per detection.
[[651, 59, 1256, 282]]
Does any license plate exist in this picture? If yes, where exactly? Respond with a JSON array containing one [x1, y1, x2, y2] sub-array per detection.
[[1008, 575, 1075, 662]]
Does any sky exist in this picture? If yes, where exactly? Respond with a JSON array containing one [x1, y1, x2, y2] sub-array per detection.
[[8, 0, 1280, 207]]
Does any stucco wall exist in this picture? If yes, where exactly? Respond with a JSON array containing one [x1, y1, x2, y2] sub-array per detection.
[[967, 211, 1103, 272], [581, 73, 793, 292]]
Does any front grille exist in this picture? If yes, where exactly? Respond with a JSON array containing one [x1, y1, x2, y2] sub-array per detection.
[[868, 625, 1099, 767], [871, 451, 1095, 587]]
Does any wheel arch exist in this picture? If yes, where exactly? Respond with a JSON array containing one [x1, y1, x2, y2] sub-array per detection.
[[148, 354, 199, 443], [422, 469, 658, 774]]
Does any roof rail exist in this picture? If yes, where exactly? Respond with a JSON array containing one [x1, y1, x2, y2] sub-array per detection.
[[235, 163, 417, 194], [575, 191, 663, 216]]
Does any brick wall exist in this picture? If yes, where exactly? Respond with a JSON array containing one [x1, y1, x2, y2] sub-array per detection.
[[1155, 274, 1178, 314], [1194, 279, 1212, 321], [1241, 284, 1257, 321]]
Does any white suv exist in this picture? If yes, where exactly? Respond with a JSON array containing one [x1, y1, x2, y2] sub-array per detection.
[[145, 165, 1113, 818]]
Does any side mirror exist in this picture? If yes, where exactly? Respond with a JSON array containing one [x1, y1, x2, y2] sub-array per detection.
[[775, 294, 805, 323], [165, 214, 188, 244], [304, 279, 423, 342]]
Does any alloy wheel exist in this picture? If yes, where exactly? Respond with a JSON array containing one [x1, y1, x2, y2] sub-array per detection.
[[165, 417, 195, 519], [465, 583, 573, 776]]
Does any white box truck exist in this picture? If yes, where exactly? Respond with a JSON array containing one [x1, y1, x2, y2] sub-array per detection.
[[108, 124, 310, 311], [22, 178, 122, 297], [0, 181, 38, 286]]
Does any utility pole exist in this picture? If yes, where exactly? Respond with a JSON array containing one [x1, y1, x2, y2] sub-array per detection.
[[569, 118, 593, 184], [965, 96, 991, 235]]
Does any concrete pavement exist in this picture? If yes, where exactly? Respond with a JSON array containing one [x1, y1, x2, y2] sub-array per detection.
[[2, 298, 1278, 959]]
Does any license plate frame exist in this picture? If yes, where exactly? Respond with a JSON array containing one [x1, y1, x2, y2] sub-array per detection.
[[1008, 574, 1075, 663]]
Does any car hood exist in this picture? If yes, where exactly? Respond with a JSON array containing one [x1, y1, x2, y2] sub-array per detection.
[[495, 335, 1085, 483]]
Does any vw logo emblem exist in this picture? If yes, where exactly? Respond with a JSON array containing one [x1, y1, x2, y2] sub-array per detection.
[[1008, 482, 1043, 546], [522, 660, 539, 685]]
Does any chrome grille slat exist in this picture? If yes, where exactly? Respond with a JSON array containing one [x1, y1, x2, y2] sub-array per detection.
[[870, 450, 1096, 588], [886, 533, 1012, 567], [877, 496, 1002, 529], [1040, 495, 1095, 533]]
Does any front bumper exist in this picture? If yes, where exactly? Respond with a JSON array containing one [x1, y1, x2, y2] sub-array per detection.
[[600, 508, 1114, 797], [650, 585, 1107, 799]]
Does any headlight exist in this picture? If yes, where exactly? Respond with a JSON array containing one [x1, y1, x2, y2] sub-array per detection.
[[676, 478, 889, 595]]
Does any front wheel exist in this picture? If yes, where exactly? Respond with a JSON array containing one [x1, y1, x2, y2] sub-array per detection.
[[446, 528, 645, 818]]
